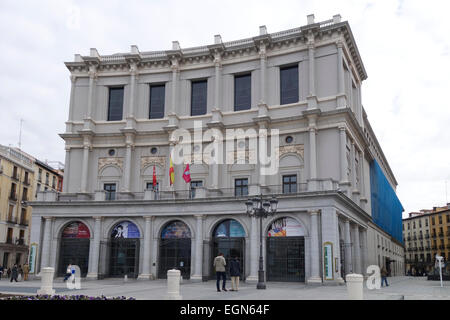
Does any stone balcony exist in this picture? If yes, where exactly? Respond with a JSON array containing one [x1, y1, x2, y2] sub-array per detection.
[[36, 178, 342, 203]]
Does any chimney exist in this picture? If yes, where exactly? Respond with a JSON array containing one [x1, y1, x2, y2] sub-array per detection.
[[130, 45, 139, 54], [259, 25, 267, 35], [90, 48, 100, 57], [307, 14, 315, 25], [333, 14, 342, 23], [172, 41, 181, 50], [214, 34, 222, 44]]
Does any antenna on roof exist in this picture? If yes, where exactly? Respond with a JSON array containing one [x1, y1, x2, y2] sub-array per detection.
[[18, 118, 24, 150]]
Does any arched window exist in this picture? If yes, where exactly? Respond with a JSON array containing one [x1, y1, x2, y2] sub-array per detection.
[[111, 221, 140, 239], [161, 221, 191, 239]]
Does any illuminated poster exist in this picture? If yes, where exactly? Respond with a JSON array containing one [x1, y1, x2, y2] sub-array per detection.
[[29, 243, 37, 273], [214, 219, 245, 238], [268, 217, 302, 237], [62, 222, 90, 238], [111, 221, 140, 239], [161, 221, 192, 239], [323, 242, 334, 280]]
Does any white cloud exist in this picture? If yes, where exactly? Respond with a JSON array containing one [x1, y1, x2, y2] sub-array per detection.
[[1, 0, 449, 214]]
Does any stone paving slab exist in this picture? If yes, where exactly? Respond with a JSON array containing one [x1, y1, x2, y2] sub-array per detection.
[[1, 276, 449, 300]]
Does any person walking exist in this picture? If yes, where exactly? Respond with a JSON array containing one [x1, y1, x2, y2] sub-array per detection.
[[213, 253, 227, 292], [229, 256, 241, 291], [381, 266, 389, 287], [63, 264, 73, 282], [18, 265, 23, 281], [22, 263, 29, 281], [6, 267, 11, 279], [0, 266, 3, 280], [10, 264, 18, 282]]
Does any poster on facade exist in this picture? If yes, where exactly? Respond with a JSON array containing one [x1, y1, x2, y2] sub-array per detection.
[[323, 242, 334, 280], [62, 222, 90, 238], [111, 221, 140, 238], [268, 217, 303, 237], [161, 221, 192, 238], [28, 243, 37, 273]]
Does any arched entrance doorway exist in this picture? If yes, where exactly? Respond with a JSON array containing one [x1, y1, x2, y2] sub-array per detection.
[[266, 217, 305, 282], [158, 220, 191, 279], [58, 221, 90, 277], [109, 221, 140, 278], [211, 219, 246, 280]]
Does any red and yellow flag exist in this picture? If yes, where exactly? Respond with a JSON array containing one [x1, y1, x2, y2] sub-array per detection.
[[169, 157, 175, 186]]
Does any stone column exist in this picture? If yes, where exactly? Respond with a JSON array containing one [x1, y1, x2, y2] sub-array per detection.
[[247, 215, 258, 282], [259, 44, 267, 105], [353, 224, 362, 274], [306, 36, 318, 110], [336, 41, 347, 109], [138, 216, 153, 280], [344, 219, 353, 275], [307, 210, 322, 284], [66, 75, 76, 132], [80, 135, 91, 193], [360, 228, 368, 275], [150, 217, 158, 278], [86, 65, 97, 119], [87, 217, 102, 279], [40, 217, 53, 269], [128, 63, 137, 118], [214, 53, 221, 109], [63, 147, 71, 193], [307, 115, 318, 191], [123, 133, 134, 192], [191, 215, 204, 281]]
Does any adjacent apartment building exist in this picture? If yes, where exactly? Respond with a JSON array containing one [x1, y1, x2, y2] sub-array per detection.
[[0, 145, 34, 268], [403, 204, 450, 274], [30, 14, 404, 284]]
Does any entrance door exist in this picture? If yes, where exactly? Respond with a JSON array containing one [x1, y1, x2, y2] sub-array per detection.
[[58, 238, 90, 277], [109, 239, 140, 278], [340, 239, 346, 279], [211, 238, 245, 280], [158, 238, 191, 279], [266, 237, 305, 282]]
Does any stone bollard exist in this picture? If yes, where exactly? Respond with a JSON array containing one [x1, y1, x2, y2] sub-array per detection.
[[37, 267, 55, 295], [165, 269, 182, 300], [346, 273, 364, 300], [124, 274, 128, 282]]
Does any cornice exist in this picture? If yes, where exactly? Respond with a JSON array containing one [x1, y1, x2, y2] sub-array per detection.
[[65, 18, 367, 82]]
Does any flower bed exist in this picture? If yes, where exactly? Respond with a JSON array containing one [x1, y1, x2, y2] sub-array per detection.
[[2, 294, 135, 300]]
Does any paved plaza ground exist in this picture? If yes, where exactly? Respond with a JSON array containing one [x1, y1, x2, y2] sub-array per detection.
[[0, 276, 449, 300]]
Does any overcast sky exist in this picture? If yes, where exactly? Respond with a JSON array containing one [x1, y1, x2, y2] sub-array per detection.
[[0, 0, 449, 216]]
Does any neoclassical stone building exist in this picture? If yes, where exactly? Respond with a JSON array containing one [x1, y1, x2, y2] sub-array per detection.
[[30, 14, 405, 284]]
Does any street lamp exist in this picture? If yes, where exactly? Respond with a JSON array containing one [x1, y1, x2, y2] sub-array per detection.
[[245, 194, 278, 289]]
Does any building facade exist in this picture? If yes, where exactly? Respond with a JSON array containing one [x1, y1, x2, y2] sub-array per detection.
[[403, 205, 450, 274], [31, 14, 404, 284], [0, 145, 35, 268]]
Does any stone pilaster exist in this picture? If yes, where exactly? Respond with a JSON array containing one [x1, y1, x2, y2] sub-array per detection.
[[336, 41, 347, 109], [247, 216, 258, 282], [191, 215, 204, 281], [122, 133, 135, 192], [307, 210, 322, 284], [87, 217, 102, 279], [353, 224, 362, 274], [320, 207, 342, 284], [138, 216, 153, 280], [80, 134, 92, 193], [344, 219, 353, 275], [40, 217, 53, 270]]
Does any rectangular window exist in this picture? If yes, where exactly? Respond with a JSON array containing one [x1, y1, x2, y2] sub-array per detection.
[[8, 205, 14, 222], [13, 166, 18, 179], [107, 87, 124, 121], [280, 65, 299, 105], [10, 183, 16, 200], [38, 168, 42, 182], [425, 219, 428, 227], [52, 176, 56, 189], [282, 175, 297, 194], [45, 172, 49, 185], [234, 178, 248, 196], [190, 180, 203, 199], [439, 215, 442, 224], [234, 74, 251, 111], [104, 183, 116, 201], [432, 217, 435, 225], [149, 85, 165, 119], [191, 80, 207, 116], [24, 171, 29, 184], [20, 208, 27, 226], [22, 187, 28, 201]]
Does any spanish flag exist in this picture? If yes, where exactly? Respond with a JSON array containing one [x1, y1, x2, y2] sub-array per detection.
[[169, 157, 175, 186]]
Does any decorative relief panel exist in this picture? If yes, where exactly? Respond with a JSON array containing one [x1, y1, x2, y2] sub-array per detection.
[[141, 156, 166, 170], [98, 157, 124, 173], [279, 144, 304, 159]]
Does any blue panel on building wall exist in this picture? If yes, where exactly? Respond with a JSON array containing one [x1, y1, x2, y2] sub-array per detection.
[[370, 160, 404, 244]]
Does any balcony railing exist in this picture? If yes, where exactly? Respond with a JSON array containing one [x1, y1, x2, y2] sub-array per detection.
[[425, 234, 430, 239], [413, 235, 417, 240], [432, 234, 437, 238], [431, 246, 437, 250], [438, 233, 444, 237], [40, 180, 342, 203], [23, 178, 30, 186], [419, 247, 424, 251], [7, 216, 16, 224], [5, 237, 26, 246], [439, 245, 445, 249], [418, 235, 423, 240]]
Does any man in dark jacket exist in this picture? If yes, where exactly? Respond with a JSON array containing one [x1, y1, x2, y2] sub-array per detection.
[[229, 257, 241, 291], [10, 264, 18, 282]]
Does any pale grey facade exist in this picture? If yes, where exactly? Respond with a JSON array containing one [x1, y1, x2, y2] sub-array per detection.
[[31, 14, 405, 284]]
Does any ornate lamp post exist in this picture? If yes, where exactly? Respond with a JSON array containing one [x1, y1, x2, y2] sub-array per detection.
[[246, 194, 278, 289]]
